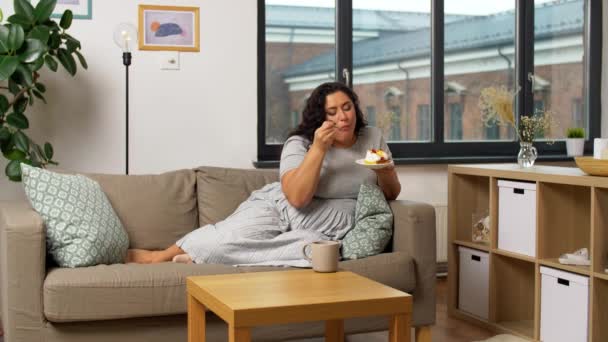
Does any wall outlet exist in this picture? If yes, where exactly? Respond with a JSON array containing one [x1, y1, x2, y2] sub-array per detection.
[[160, 52, 180, 70]]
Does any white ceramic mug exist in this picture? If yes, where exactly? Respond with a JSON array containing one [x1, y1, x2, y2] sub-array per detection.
[[302, 240, 340, 273]]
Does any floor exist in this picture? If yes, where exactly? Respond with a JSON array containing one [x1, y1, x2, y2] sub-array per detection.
[[292, 276, 495, 342], [0, 277, 494, 342]]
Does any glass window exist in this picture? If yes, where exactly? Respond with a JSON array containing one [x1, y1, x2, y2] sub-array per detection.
[[448, 103, 463, 140], [571, 98, 584, 129], [417, 105, 431, 142], [366, 105, 376, 126]]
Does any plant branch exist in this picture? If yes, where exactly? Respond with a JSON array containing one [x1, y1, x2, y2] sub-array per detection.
[[7, 72, 40, 107]]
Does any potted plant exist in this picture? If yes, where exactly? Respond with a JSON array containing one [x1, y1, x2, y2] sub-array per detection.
[[0, 0, 87, 181], [565, 127, 585, 157]]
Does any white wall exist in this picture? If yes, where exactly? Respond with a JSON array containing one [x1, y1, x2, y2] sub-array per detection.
[[2, 1, 607, 208]]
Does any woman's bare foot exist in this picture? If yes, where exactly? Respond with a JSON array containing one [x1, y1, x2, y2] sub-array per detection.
[[126, 249, 162, 264], [172, 253, 193, 264]]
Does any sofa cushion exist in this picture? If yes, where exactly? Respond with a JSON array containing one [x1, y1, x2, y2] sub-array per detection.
[[339, 252, 415, 293], [86, 169, 198, 250], [21, 164, 130, 268], [196, 166, 279, 226], [43, 262, 240, 322]]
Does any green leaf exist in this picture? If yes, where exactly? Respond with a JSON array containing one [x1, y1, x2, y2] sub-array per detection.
[[0, 56, 19, 81], [44, 54, 58, 71], [6, 159, 22, 181], [0, 94, 9, 114], [7, 14, 32, 28], [14, 0, 35, 23], [27, 89, 34, 105], [27, 56, 45, 72], [44, 142, 53, 159], [13, 131, 29, 152], [32, 89, 46, 103], [49, 31, 60, 49], [57, 48, 76, 76], [28, 25, 50, 44], [74, 50, 87, 69], [15, 64, 33, 86], [13, 97, 28, 113], [65, 37, 80, 53], [0, 8, 3, 22], [19, 38, 47, 63], [6, 113, 29, 129], [35, 82, 46, 93], [0, 127, 10, 142], [7, 24, 25, 51], [3, 149, 25, 161], [8, 78, 20, 94], [60, 10, 72, 30], [0, 26, 9, 54], [33, 143, 45, 160], [34, 0, 57, 24]]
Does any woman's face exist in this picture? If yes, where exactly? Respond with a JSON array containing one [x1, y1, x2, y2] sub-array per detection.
[[324, 91, 357, 146]]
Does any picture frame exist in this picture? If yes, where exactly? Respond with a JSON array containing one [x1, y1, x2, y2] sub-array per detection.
[[29, 0, 92, 20], [138, 5, 200, 52]]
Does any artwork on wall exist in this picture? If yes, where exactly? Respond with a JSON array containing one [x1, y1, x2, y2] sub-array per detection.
[[138, 5, 200, 52], [52, 0, 92, 19]]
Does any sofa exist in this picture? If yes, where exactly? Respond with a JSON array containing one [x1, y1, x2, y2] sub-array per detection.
[[0, 166, 436, 342]]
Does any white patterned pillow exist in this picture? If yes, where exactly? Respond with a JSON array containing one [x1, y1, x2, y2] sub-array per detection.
[[21, 164, 129, 268], [341, 183, 393, 260]]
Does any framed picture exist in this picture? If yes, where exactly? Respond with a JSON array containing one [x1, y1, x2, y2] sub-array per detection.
[[138, 5, 200, 52], [30, 0, 92, 20]]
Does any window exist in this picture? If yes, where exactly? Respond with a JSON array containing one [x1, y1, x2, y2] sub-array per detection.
[[257, 0, 601, 163]]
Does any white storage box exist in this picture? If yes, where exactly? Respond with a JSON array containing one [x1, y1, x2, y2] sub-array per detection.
[[540, 266, 589, 342], [458, 246, 489, 320], [498, 180, 537, 257]]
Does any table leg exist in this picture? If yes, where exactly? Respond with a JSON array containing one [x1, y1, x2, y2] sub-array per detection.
[[325, 319, 344, 342], [229, 325, 251, 342], [388, 314, 411, 342], [188, 294, 206, 342]]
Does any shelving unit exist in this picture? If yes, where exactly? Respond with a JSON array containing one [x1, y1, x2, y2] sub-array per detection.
[[448, 164, 608, 341]]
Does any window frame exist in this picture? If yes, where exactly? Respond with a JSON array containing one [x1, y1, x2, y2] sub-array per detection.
[[256, 0, 602, 166]]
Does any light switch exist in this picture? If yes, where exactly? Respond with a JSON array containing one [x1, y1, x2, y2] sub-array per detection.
[[160, 51, 180, 70]]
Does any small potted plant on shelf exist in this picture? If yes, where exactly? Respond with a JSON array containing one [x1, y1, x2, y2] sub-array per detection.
[[565, 127, 585, 157]]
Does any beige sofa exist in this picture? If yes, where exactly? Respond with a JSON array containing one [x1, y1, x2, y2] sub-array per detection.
[[0, 166, 436, 342]]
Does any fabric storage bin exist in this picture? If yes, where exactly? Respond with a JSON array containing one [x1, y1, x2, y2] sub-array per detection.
[[540, 266, 589, 342], [458, 246, 489, 319], [498, 180, 537, 257]]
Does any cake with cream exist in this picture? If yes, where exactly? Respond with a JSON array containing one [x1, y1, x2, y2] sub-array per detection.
[[363, 149, 390, 164]]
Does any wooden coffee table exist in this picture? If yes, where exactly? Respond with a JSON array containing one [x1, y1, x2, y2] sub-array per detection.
[[187, 269, 412, 342]]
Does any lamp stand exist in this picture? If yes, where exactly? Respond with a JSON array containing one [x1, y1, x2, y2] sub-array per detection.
[[123, 52, 132, 175]]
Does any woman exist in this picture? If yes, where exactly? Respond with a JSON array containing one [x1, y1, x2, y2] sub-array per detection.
[[127, 82, 400, 265]]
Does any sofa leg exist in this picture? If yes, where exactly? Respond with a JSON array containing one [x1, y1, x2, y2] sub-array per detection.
[[415, 325, 431, 342]]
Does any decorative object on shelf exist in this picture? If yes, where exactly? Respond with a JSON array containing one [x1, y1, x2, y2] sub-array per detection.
[[0, 0, 87, 181], [574, 156, 608, 176], [565, 127, 585, 157], [558, 247, 590, 266], [479, 85, 556, 168], [113, 23, 137, 175], [593, 138, 608, 159], [138, 5, 200, 52], [472, 211, 490, 245]]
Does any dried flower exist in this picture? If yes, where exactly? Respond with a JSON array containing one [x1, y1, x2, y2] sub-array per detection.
[[478, 86, 556, 143]]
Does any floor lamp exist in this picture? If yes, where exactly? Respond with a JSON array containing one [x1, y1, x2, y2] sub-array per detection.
[[113, 23, 138, 175]]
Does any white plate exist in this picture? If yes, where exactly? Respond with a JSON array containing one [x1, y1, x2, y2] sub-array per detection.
[[355, 159, 394, 169]]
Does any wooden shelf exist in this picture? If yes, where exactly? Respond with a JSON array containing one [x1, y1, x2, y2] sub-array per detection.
[[539, 258, 591, 276], [453, 240, 490, 252], [492, 248, 536, 263], [448, 164, 608, 342]]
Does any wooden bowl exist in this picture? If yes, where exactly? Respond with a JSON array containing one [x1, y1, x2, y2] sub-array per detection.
[[575, 156, 608, 176]]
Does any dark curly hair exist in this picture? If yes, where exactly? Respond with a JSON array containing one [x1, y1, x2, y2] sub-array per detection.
[[288, 82, 367, 143]]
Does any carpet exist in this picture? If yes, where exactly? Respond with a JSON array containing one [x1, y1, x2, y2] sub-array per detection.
[[474, 334, 529, 342]]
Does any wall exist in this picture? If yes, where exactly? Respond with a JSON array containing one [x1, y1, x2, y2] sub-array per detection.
[[1, 2, 607, 209]]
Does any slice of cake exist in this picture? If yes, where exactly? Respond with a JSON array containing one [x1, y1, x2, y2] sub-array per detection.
[[363, 149, 390, 164]]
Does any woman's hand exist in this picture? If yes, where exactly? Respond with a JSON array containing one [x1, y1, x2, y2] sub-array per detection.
[[311, 121, 337, 152], [373, 164, 401, 200]]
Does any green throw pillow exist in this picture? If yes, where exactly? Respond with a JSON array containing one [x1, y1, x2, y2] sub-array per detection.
[[21, 164, 129, 268], [341, 183, 394, 260]]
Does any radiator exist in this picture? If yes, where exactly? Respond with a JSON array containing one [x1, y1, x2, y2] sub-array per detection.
[[434, 204, 448, 263]]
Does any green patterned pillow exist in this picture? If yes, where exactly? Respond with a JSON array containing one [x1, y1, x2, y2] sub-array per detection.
[[341, 183, 393, 260], [21, 164, 129, 268]]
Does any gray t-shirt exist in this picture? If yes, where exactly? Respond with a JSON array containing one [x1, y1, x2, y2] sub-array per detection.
[[280, 126, 390, 199]]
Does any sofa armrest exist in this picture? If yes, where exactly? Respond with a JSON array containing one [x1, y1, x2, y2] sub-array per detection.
[[389, 200, 436, 326], [0, 201, 47, 341]]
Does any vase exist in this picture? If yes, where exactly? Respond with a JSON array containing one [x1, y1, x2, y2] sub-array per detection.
[[517, 142, 537, 168]]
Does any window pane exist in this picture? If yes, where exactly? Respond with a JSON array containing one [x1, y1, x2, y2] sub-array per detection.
[[534, 0, 585, 140], [264, 1, 336, 144], [351, 1, 433, 142], [443, 0, 516, 142]]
